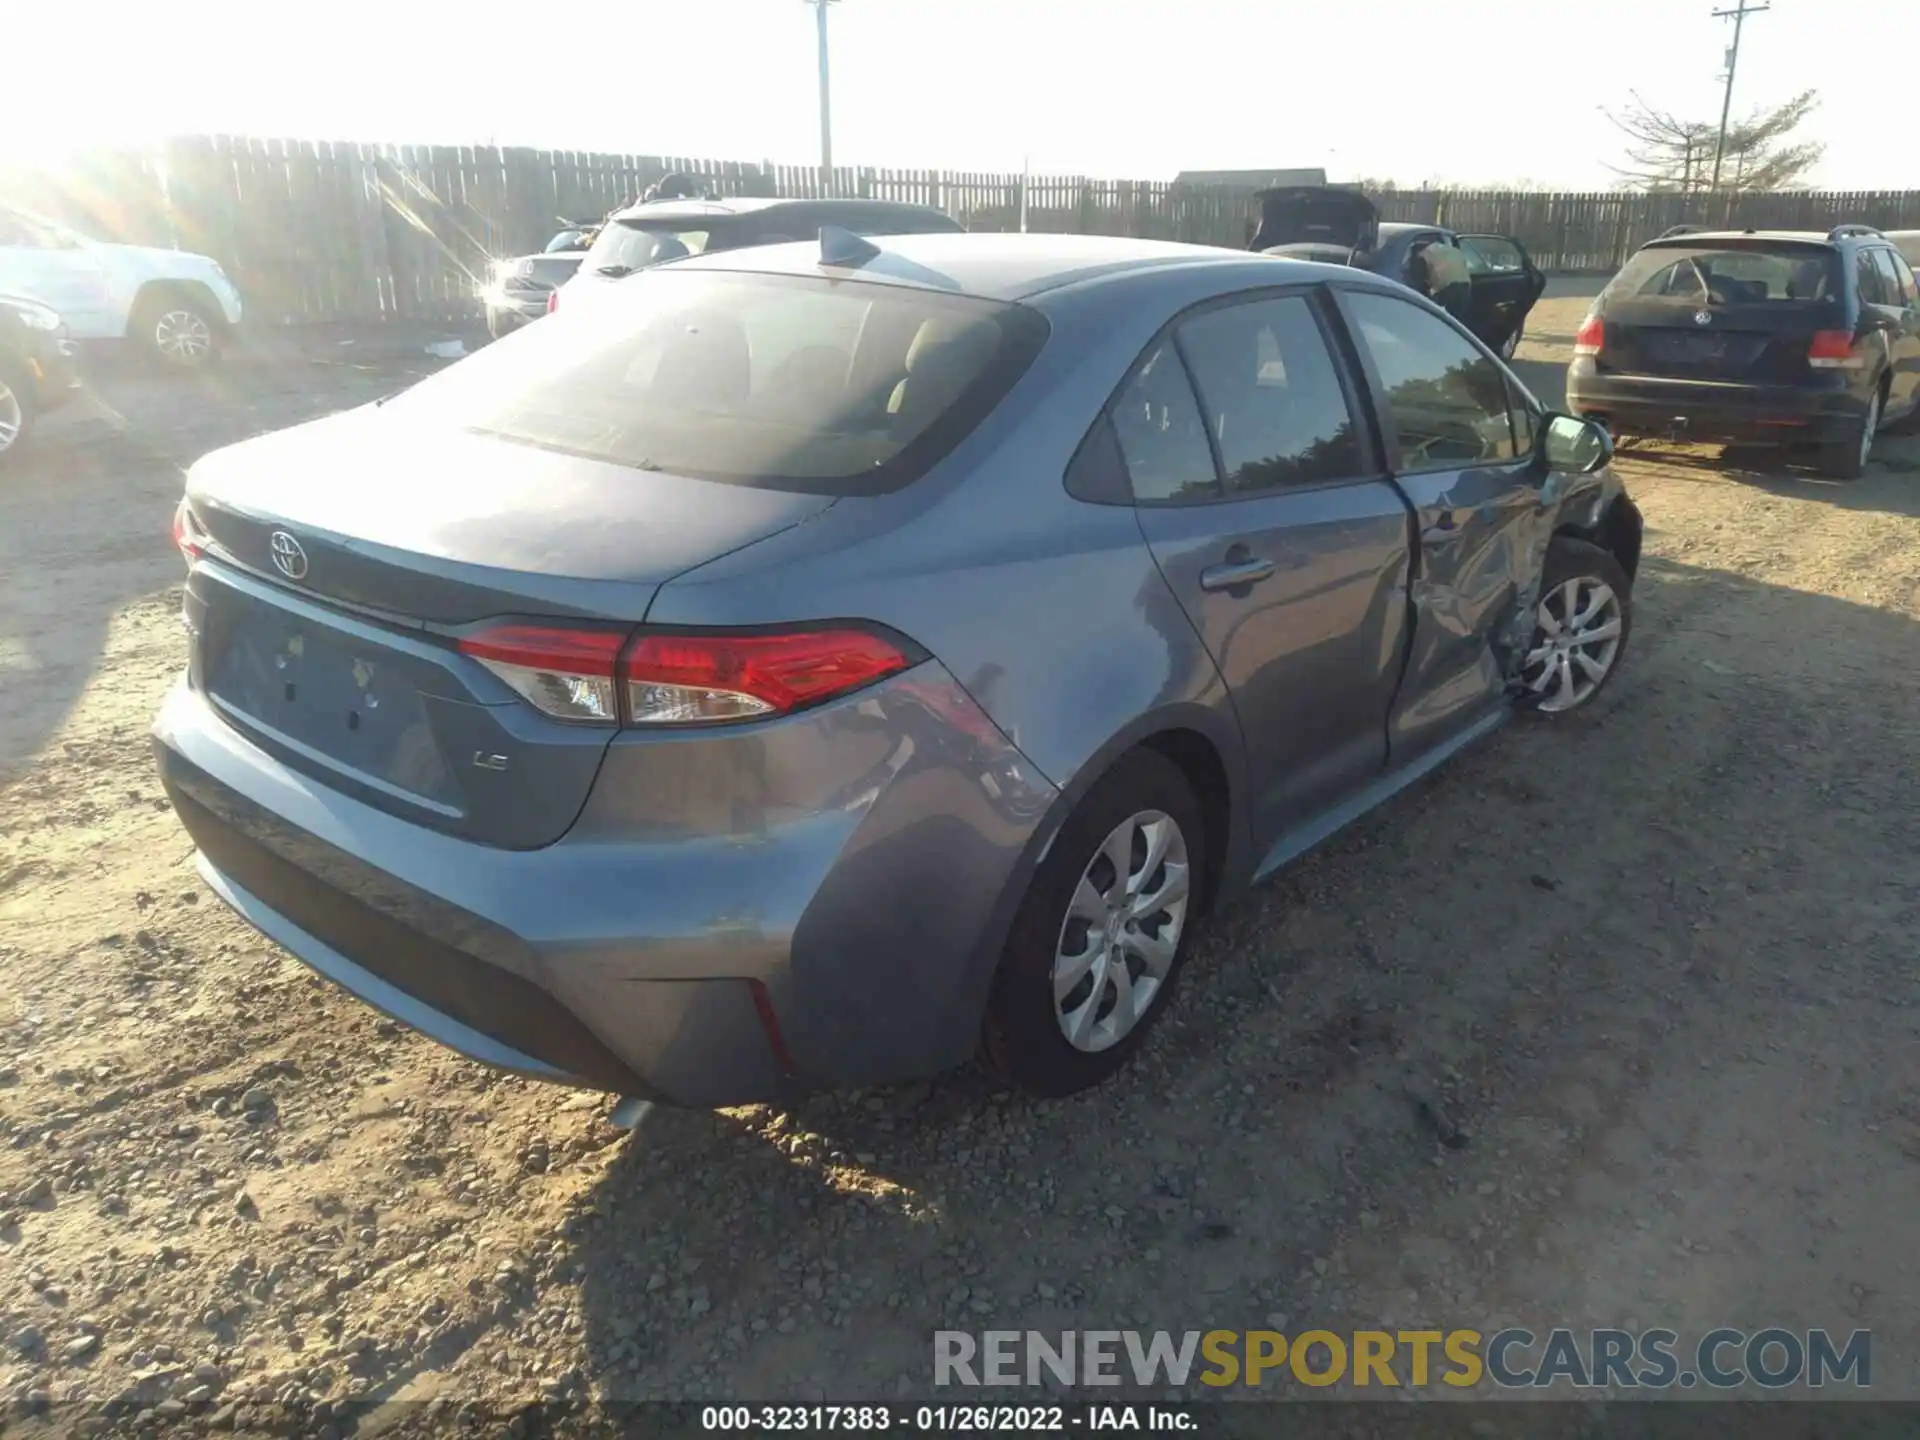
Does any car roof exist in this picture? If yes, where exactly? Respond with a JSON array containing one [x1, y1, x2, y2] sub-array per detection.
[[657, 230, 1360, 302], [1640, 229, 1854, 248], [605, 196, 950, 225]]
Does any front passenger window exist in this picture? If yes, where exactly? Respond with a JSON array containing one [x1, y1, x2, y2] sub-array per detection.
[[1344, 290, 1525, 470]]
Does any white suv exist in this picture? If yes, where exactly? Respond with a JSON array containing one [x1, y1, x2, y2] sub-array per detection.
[[0, 202, 244, 368]]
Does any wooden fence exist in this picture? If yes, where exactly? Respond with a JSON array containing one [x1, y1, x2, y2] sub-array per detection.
[[7, 136, 1920, 326]]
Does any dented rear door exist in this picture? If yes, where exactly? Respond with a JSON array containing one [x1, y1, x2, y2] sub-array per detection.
[[1331, 286, 1556, 764]]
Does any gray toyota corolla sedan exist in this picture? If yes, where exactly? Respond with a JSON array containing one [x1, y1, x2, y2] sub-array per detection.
[[154, 231, 1642, 1105]]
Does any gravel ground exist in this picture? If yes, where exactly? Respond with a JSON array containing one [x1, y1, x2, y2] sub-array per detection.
[[2, 300, 1918, 1426]]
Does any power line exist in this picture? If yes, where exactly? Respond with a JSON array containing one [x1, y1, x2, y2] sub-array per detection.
[[1709, 0, 1769, 193]]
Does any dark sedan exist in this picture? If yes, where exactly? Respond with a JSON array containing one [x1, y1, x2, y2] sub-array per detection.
[[0, 293, 82, 465], [1252, 186, 1546, 359], [483, 250, 589, 339]]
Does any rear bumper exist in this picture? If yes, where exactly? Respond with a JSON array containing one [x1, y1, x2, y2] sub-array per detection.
[[152, 665, 1057, 1105], [1567, 365, 1867, 445], [486, 298, 545, 332]]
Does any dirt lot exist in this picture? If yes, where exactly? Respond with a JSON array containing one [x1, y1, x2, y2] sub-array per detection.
[[3, 293, 1919, 1424]]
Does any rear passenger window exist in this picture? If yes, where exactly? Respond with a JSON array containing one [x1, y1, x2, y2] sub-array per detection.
[[1461, 236, 1526, 275], [1175, 295, 1364, 494], [1870, 250, 1910, 306], [1109, 340, 1220, 503], [1344, 290, 1526, 470], [1890, 251, 1920, 306], [1855, 250, 1892, 306]]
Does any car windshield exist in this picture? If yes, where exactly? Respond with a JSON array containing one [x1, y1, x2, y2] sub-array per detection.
[[384, 268, 1048, 494], [1610, 244, 1839, 305], [584, 221, 714, 275]]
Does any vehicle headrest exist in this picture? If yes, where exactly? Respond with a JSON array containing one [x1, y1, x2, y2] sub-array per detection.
[[905, 316, 998, 375]]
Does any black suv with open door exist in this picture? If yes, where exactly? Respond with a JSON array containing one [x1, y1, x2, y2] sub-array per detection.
[[1250, 186, 1546, 359], [1566, 224, 1920, 479]]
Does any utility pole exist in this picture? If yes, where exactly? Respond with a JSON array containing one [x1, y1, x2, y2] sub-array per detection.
[[808, 0, 839, 193], [1709, 0, 1768, 193]]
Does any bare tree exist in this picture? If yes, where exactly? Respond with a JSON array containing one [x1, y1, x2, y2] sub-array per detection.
[[1718, 91, 1824, 193], [1606, 89, 1823, 195]]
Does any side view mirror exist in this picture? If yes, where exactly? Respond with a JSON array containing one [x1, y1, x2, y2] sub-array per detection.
[[1540, 413, 1612, 474]]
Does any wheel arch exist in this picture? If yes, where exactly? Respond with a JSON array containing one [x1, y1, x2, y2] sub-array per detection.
[[128, 279, 229, 338], [1554, 487, 1643, 587], [1036, 707, 1249, 915], [955, 704, 1252, 1041]]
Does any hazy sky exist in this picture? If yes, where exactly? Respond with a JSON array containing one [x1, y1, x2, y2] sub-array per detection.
[[3, 0, 1908, 189]]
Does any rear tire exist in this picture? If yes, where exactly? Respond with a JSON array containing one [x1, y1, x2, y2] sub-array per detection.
[[1815, 388, 1880, 481], [981, 749, 1206, 1097], [0, 364, 33, 466], [1499, 327, 1522, 361]]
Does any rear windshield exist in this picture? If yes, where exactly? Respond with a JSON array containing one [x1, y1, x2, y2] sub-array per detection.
[[583, 221, 715, 276], [385, 269, 1049, 494], [1607, 244, 1841, 305]]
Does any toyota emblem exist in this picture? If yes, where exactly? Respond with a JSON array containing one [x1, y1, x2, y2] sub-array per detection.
[[269, 530, 309, 581], [1692, 309, 1713, 327]]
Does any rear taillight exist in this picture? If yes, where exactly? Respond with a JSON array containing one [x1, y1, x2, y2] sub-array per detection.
[[457, 623, 915, 727], [1807, 330, 1863, 369], [172, 497, 206, 565], [1573, 316, 1604, 357], [622, 629, 913, 725], [546, 290, 559, 315], [458, 625, 626, 724]]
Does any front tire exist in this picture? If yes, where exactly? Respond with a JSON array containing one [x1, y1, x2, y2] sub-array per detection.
[[137, 293, 221, 369], [1815, 388, 1879, 481], [1517, 537, 1633, 715], [0, 365, 33, 466], [982, 749, 1206, 1097]]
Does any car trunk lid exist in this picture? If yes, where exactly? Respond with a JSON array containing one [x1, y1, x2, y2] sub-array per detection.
[[180, 408, 834, 849], [1594, 296, 1842, 383], [1249, 186, 1379, 253], [504, 254, 583, 293]]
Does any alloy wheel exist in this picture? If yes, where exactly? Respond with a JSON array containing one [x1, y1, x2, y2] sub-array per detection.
[[1859, 391, 1880, 471], [1051, 809, 1191, 1053], [155, 309, 214, 365], [1521, 575, 1624, 713], [0, 379, 20, 455]]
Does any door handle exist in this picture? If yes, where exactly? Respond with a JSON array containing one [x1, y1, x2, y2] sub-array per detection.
[[1199, 555, 1276, 592]]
